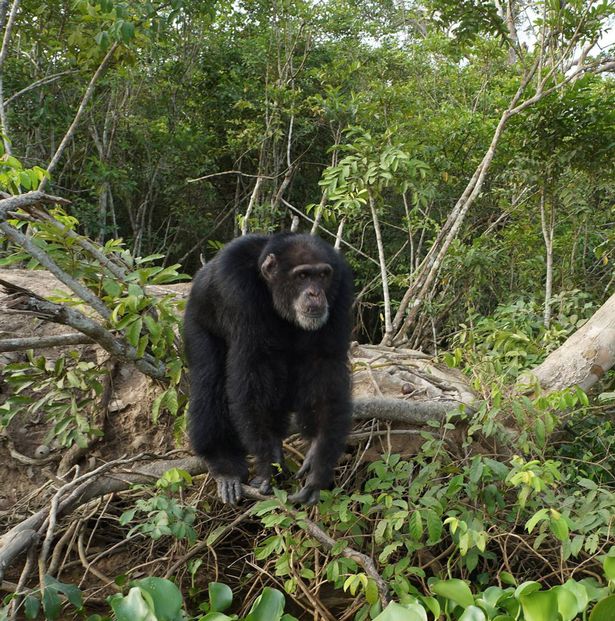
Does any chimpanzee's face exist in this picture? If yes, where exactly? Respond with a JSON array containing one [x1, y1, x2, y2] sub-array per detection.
[[260, 247, 333, 331]]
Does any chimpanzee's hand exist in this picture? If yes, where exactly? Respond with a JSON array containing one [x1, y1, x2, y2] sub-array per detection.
[[289, 483, 320, 505]]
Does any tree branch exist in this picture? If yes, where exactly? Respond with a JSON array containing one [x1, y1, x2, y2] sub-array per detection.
[[0, 278, 165, 379], [0, 333, 93, 352], [0, 221, 111, 319], [40, 41, 120, 187]]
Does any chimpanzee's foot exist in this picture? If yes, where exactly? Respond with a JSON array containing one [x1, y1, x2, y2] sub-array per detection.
[[215, 476, 243, 505]]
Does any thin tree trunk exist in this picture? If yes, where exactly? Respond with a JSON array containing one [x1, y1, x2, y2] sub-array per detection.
[[389, 42, 615, 346], [402, 191, 415, 272], [241, 176, 264, 235], [40, 41, 119, 189], [334, 217, 345, 250], [539, 187, 554, 328], [271, 115, 294, 211], [369, 193, 392, 340], [0, 0, 20, 155]]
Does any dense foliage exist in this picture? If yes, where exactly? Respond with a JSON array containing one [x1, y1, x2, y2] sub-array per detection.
[[2, 0, 613, 342]]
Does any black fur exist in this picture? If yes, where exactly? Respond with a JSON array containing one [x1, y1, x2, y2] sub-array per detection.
[[184, 233, 353, 505]]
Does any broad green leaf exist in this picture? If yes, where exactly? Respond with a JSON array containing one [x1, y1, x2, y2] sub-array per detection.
[[126, 317, 143, 348], [245, 587, 285, 621], [459, 605, 487, 621], [103, 278, 122, 298], [431, 579, 474, 608], [373, 601, 427, 621], [526, 509, 549, 533], [589, 595, 615, 621], [109, 588, 156, 621], [408, 510, 423, 540], [24, 595, 40, 619], [560, 580, 588, 614], [549, 513, 569, 542], [119, 508, 137, 526], [42, 587, 61, 620], [603, 552, 615, 581], [514, 581, 541, 599], [134, 577, 182, 620], [365, 579, 379, 605], [520, 590, 559, 621], [209, 582, 233, 612], [552, 586, 580, 621]]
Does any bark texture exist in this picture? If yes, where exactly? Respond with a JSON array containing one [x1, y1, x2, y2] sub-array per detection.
[[524, 292, 615, 393]]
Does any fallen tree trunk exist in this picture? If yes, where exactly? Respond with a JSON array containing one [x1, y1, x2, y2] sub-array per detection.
[[520, 291, 615, 394], [0, 454, 205, 583]]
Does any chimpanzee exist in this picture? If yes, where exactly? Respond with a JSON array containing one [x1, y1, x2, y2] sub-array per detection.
[[183, 232, 353, 505]]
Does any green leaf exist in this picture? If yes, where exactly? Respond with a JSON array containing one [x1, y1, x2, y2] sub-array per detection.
[[42, 587, 61, 620], [209, 582, 233, 612], [121, 21, 135, 41], [373, 601, 427, 621], [560, 579, 588, 614], [134, 577, 183, 620], [424, 509, 442, 543], [549, 514, 569, 542], [430, 579, 474, 608], [245, 587, 285, 621], [459, 605, 487, 621], [24, 595, 40, 619], [408, 510, 423, 540], [520, 590, 559, 621], [126, 317, 143, 348], [603, 552, 615, 581], [94, 30, 110, 50], [109, 587, 156, 621], [514, 581, 541, 599], [120, 508, 137, 525], [552, 585, 581, 621], [589, 595, 615, 621], [103, 278, 122, 298], [365, 579, 379, 606], [151, 391, 165, 423], [44, 575, 83, 611]]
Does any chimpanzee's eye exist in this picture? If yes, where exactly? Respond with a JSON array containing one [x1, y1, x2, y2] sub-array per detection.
[[320, 272, 327, 279], [298, 272, 307, 279]]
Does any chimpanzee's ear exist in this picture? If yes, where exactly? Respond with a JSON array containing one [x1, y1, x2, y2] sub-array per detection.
[[260, 253, 278, 282]]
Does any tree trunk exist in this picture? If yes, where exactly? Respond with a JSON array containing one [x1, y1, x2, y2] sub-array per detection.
[[522, 291, 615, 393], [369, 193, 392, 340], [539, 187, 554, 328]]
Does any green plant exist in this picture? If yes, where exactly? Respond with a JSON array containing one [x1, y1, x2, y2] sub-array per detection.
[[0, 350, 104, 448], [120, 469, 197, 544]]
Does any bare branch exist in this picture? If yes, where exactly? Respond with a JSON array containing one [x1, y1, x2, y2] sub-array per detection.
[[5, 70, 79, 107], [41, 41, 120, 187], [187, 170, 279, 183], [0, 333, 93, 352], [0, 0, 21, 154], [0, 191, 70, 219]]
